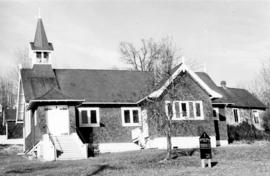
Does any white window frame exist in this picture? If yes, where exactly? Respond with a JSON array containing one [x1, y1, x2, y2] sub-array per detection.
[[232, 108, 240, 123], [252, 110, 260, 124], [165, 100, 204, 120], [121, 107, 141, 127], [173, 101, 190, 119], [78, 107, 100, 127], [213, 107, 219, 120], [165, 101, 187, 119], [193, 101, 204, 119]]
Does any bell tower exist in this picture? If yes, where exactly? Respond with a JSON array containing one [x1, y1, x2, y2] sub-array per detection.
[[29, 16, 54, 67]]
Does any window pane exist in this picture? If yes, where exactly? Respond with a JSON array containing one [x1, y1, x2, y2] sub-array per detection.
[[81, 110, 88, 124], [44, 52, 49, 58], [233, 109, 239, 122], [133, 110, 139, 123], [195, 103, 201, 117], [36, 52, 42, 58], [124, 110, 130, 123], [181, 103, 187, 117], [213, 109, 217, 118], [174, 102, 180, 118], [254, 117, 259, 123], [90, 110, 97, 124], [167, 102, 173, 117], [253, 111, 259, 123]]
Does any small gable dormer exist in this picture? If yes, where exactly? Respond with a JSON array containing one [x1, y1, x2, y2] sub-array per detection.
[[29, 17, 54, 67]]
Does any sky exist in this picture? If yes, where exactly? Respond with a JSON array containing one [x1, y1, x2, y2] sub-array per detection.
[[0, 0, 270, 87]]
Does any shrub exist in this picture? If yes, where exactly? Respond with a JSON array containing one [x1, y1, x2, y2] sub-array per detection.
[[227, 121, 270, 143], [7, 122, 23, 139], [0, 124, 6, 135], [262, 109, 270, 133]]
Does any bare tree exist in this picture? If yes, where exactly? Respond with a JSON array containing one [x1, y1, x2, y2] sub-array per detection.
[[120, 38, 161, 72], [0, 47, 30, 109], [120, 37, 182, 161], [239, 60, 270, 105]]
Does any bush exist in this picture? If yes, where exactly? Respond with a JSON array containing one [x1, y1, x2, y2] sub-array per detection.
[[262, 109, 270, 133], [0, 124, 6, 135], [227, 121, 270, 143], [7, 122, 23, 139]]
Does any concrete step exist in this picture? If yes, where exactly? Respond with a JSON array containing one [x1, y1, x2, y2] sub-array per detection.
[[52, 135, 86, 160]]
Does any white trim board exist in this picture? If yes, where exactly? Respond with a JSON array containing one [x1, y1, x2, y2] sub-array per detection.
[[149, 63, 222, 99]]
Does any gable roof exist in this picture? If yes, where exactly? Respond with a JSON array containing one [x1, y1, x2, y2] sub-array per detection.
[[30, 18, 53, 51], [149, 64, 222, 99], [20, 67, 151, 103], [196, 72, 266, 109]]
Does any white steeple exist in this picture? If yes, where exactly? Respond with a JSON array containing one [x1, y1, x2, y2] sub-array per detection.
[[29, 13, 54, 67]]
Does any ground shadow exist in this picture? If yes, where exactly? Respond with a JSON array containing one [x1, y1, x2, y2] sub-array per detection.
[[5, 165, 58, 174], [56, 150, 63, 157], [211, 161, 218, 167], [87, 164, 123, 176]]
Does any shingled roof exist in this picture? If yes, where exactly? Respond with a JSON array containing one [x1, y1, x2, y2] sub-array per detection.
[[20, 67, 151, 103], [30, 18, 53, 51], [196, 72, 266, 109]]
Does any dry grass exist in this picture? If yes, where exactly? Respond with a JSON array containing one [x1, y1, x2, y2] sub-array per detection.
[[0, 141, 270, 176]]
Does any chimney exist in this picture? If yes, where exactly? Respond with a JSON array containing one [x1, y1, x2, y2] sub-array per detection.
[[221, 81, 226, 88]]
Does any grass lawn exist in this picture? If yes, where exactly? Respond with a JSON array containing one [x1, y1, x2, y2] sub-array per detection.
[[0, 141, 270, 176]]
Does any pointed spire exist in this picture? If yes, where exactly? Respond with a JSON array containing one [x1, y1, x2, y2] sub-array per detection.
[[34, 18, 49, 48], [31, 16, 53, 51]]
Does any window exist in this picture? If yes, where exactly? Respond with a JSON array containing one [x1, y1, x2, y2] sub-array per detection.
[[194, 101, 203, 118], [165, 101, 173, 117], [36, 52, 42, 58], [165, 100, 203, 120], [78, 108, 100, 127], [174, 102, 180, 118], [167, 101, 189, 119], [43, 52, 49, 58], [121, 107, 141, 126], [252, 110, 259, 124], [233, 109, 239, 123], [181, 102, 188, 117]]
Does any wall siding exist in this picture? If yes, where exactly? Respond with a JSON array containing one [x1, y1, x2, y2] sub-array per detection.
[[24, 107, 47, 152], [225, 107, 264, 129], [148, 72, 216, 138], [76, 106, 142, 144]]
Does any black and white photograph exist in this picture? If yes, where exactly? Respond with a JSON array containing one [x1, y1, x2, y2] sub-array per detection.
[[0, 0, 269, 175]]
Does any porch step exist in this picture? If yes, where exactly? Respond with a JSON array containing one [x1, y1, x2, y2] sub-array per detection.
[[52, 135, 87, 160]]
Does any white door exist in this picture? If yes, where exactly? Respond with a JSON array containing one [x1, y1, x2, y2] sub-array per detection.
[[47, 106, 69, 136]]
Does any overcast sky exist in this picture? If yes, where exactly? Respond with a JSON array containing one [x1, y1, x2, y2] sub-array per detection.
[[0, 0, 270, 87]]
